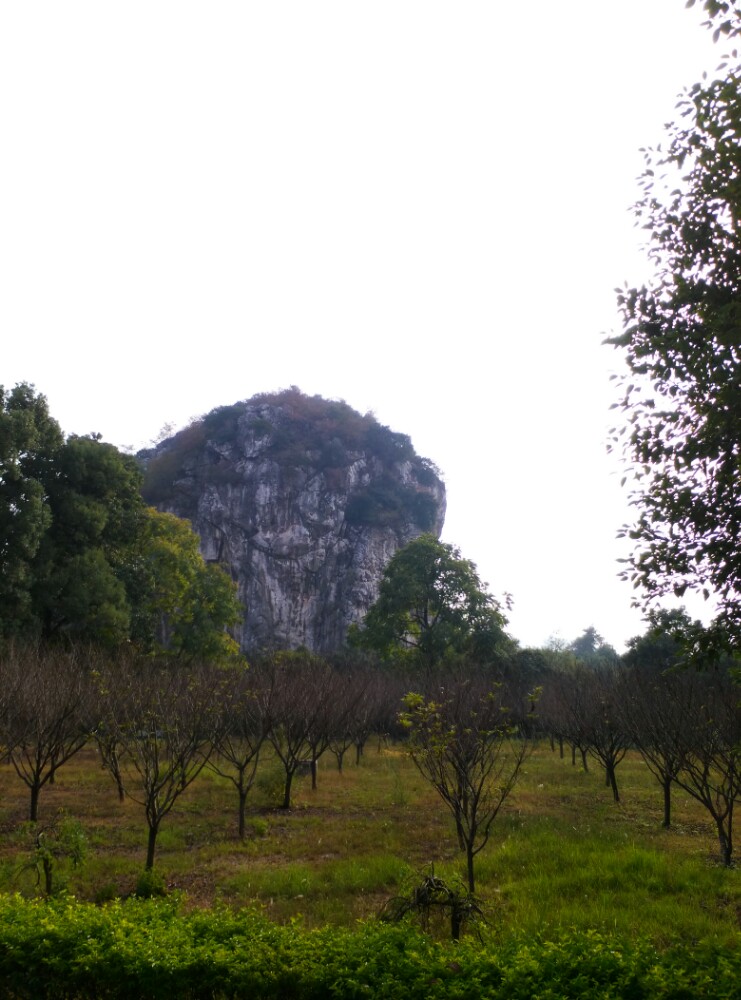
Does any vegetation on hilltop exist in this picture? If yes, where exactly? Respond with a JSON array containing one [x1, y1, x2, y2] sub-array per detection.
[[141, 387, 443, 533]]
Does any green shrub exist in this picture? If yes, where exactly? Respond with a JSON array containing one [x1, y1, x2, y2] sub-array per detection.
[[0, 895, 739, 999], [94, 882, 120, 904], [134, 867, 167, 899]]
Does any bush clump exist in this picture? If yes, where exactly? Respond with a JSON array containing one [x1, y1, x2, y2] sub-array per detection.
[[0, 894, 739, 999]]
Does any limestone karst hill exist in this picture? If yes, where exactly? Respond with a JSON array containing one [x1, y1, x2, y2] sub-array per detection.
[[139, 388, 446, 653]]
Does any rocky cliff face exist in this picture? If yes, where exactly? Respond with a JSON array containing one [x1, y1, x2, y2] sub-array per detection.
[[140, 389, 446, 653]]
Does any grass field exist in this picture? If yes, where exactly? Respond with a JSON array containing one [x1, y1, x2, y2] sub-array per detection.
[[0, 739, 739, 947]]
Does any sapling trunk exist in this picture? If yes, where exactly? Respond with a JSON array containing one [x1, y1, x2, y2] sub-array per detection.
[[30, 783, 41, 823], [717, 820, 733, 867], [662, 776, 672, 828], [238, 789, 248, 840], [466, 847, 475, 895], [146, 824, 159, 870], [282, 770, 294, 810], [606, 763, 620, 803]]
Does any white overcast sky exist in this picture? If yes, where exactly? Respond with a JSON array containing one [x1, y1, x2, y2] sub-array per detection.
[[0, 2, 725, 651]]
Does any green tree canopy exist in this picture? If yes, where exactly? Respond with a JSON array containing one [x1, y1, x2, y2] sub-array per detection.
[[125, 508, 241, 660], [568, 627, 619, 669], [31, 433, 145, 645], [0, 384, 64, 636], [0, 384, 241, 658], [607, 14, 741, 649], [623, 609, 692, 672], [349, 534, 513, 670]]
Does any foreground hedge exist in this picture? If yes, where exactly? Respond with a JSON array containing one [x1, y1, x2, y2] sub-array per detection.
[[0, 894, 739, 999]]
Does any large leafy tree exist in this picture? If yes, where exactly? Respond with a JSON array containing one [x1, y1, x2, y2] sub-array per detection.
[[0, 384, 64, 636], [350, 534, 513, 670], [0, 384, 240, 657], [607, 8, 741, 647], [125, 508, 241, 660], [32, 433, 145, 645]]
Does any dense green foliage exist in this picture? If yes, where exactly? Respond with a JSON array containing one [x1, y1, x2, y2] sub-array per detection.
[[0, 895, 738, 999], [350, 535, 513, 670], [607, 9, 741, 649], [142, 388, 442, 533], [123, 509, 241, 659], [0, 384, 240, 656]]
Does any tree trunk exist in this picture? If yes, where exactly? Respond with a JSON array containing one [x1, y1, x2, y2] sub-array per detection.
[[717, 819, 733, 867], [310, 759, 318, 790], [455, 817, 466, 852], [238, 788, 248, 840], [466, 844, 475, 894], [558, 736, 564, 759], [606, 763, 620, 803], [282, 769, 294, 810], [662, 776, 672, 828], [146, 823, 159, 870], [30, 782, 41, 822], [42, 855, 53, 896], [580, 749, 589, 772]]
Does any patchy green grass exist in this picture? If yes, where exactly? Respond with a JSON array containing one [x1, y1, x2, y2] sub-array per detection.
[[0, 742, 738, 946]]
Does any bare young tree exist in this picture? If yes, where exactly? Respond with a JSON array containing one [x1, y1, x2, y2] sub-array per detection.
[[619, 608, 714, 827], [206, 662, 267, 839], [3, 644, 91, 821], [101, 657, 224, 869], [579, 669, 629, 803], [400, 675, 532, 893], [326, 669, 363, 773], [670, 671, 741, 866], [618, 665, 686, 827], [544, 670, 591, 771], [261, 653, 336, 808]]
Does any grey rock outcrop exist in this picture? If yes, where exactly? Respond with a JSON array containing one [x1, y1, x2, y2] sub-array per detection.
[[140, 389, 445, 653]]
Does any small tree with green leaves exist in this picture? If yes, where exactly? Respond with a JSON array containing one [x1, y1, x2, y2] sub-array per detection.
[[17, 812, 87, 896], [400, 678, 532, 892]]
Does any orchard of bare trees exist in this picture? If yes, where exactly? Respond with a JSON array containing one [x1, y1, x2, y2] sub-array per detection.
[[537, 620, 741, 867], [0, 614, 739, 883]]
